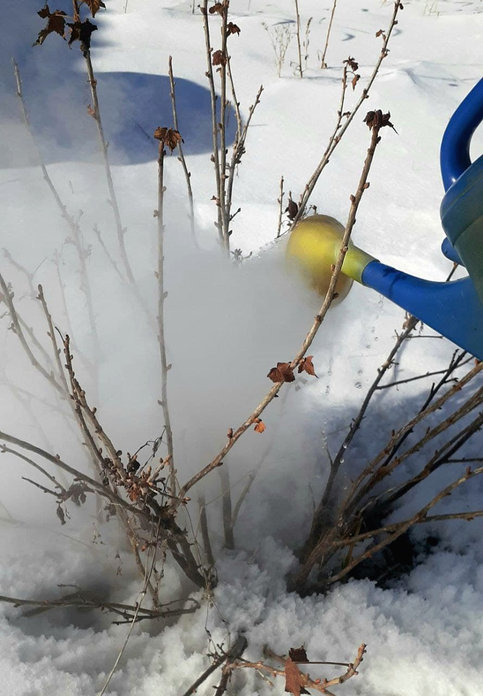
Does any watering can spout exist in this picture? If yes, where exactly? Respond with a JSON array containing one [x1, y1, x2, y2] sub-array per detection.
[[360, 262, 483, 358]]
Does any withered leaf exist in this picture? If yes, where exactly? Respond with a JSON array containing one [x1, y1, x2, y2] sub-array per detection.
[[209, 2, 226, 15], [289, 646, 309, 662], [227, 22, 241, 36], [298, 356, 317, 377], [344, 56, 359, 72], [153, 127, 183, 151], [37, 5, 52, 17], [375, 29, 385, 39], [34, 5, 67, 46], [67, 18, 97, 51], [254, 419, 266, 434], [364, 109, 397, 133], [285, 657, 310, 696], [212, 49, 227, 66], [351, 73, 360, 90], [81, 0, 106, 17], [285, 195, 298, 221], [56, 504, 66, 525], [267, 362, 295, 383]]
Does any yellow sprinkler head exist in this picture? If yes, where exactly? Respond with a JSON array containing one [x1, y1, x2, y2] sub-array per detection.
[[286, 214, 375, 302], [286, 214, 352, 302]]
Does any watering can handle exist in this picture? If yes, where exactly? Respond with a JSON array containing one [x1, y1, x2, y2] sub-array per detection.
[[440, 78, 483, 191]]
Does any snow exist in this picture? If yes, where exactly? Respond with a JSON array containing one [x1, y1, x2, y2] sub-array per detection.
[[0, 0, 482, 694]]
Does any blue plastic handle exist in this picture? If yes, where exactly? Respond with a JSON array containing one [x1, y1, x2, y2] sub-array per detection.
[[440, 78, 483, 191]]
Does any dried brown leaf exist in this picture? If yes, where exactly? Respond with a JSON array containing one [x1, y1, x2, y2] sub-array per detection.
[[227, 21, 241, 36], [298, 356, 317, 377], [81, 0, 106, 17], [364, 109, 397, 132], [254, 419, 266, 433], [67, 19, 97, 51], [285, 195, 298, 221], [153, 127, 183, 151], [267, 362, 295, 383], [289, 647, 309, 662], [209, 2, 227, 15], [344, 56, 359, 72], [284, 658, 309, 696], [212, 49, 227, 66], [34, 5, 67, 46]]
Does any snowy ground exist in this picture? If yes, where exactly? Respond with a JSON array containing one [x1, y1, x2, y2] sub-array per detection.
[[0, 1, 482, 694]]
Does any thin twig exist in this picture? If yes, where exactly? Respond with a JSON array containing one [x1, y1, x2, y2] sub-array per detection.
[[231, 643, 366, 694], [378, 409, 483, 509], [37, 285, 70, 395], [168, 56, 196, 245], [198, 495, 215, 567], [331, 509, 483, 549], [13, 60, 101, 368], [277, 176, 285, 238], [182, 635, 247, 696], [374, 363, 470, 390], [343, 364, 482, 516], [0, 272, 65, 395], [0, 589, 197, 620], [326, 467, 483, 586], [219, 467, 235, 549], [202, 0, 224, 248], [308, 315, 419, 541], [156, 141, 175, 495], [96, 527, 163, 696], [225, 84, 264, 235], [1, 445, 67, 494], [0, 430, 138, 514], [83, 50, 135, 285]]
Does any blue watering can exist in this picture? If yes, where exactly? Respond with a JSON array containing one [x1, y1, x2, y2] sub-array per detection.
[[287, 79, 483, 359]]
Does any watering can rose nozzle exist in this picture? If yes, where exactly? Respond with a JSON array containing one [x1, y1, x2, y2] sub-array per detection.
[[286, 214, 375, 301]]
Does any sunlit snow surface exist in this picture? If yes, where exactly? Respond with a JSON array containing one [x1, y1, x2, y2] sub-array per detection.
[[0, 1, 482, 694]]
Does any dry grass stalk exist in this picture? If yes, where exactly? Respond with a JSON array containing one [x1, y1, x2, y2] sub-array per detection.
[[320, 0, 338, 68]]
